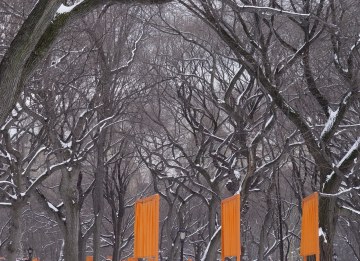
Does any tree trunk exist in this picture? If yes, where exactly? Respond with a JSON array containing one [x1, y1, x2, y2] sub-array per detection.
[[208, 196, 219, 236], [0, 0, 62, 125], [93, 214, 102, 261], [6, 202, 24, 261], [319, 197, 338, 261], [6, 160, 27, 261], [112, 227, 121, 261], [205, 197, 220, 259], [78, 232, 86, 261], [93, 134, 105, 261], [257, 179, 275, 261], [111, 185, 126, 261], [60, 170, 80, 261], [63, 207, 80, 261]]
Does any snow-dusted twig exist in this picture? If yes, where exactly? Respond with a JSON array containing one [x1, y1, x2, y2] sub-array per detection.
[[320, 186, 360, 198]]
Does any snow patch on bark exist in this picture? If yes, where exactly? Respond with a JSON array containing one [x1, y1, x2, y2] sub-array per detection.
[[320, 107, 339, 139], [47, 201, 59, 212], [319, 227, 327, 243], [56, 0, 84, 15]]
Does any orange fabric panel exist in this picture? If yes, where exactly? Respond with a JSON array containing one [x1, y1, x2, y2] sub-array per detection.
[[86, 257, 93, 261], [134, 194, 160, 261], [32, 258, 40, 261], [221, 194, 241, 261], [300, 192, 320, 261]]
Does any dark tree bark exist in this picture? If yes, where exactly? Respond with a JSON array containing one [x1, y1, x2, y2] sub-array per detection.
[[0, 0, 171, 125]]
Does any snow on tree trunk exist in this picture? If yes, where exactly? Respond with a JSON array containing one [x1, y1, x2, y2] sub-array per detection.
[[58, 240, 65, 261]]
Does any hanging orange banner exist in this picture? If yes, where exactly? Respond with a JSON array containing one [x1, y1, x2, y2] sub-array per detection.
[[221, 194, 241, 261], [134, 194, 160, 261], [300, 192, 320, 261], [85, 256, 93, 261]]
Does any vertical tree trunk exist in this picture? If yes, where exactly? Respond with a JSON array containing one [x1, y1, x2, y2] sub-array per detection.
[[60, 170, 80, 261], [257, 179, 275, 261], [63, 207, 80, 261], [112, 215, 124, 261], [93, 132, 106, 261], [319, 197, 337, 261], [6, 160, 26, 261], [112, 226, 121, 261], [6, 202, 23, 261], [205, 196, 220, 260], [78, 232, 86, 261], [208, 197, 219, 236], [111, 182, 126, 261], [93, 213, 102, 261]]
